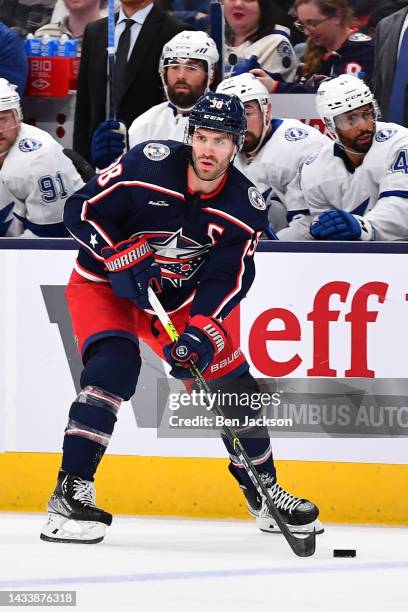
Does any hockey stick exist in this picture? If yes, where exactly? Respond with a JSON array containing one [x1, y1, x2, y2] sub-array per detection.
[[209, 0, 225, 81], [147, 287, 316, 558], [107, 0, 116, 120]]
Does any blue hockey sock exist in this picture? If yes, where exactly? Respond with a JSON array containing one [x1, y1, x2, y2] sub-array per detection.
[[62, 387, 120, 481]]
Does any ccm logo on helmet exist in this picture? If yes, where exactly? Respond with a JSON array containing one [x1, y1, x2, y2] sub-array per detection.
[[203, 323, 225, 352], [203, 114, 224, 122]]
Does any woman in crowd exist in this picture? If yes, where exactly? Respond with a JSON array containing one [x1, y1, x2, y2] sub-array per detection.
[[252, 0, 374, 93], [223, 0, 298, 82]]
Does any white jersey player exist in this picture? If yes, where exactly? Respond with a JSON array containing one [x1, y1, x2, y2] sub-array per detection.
[[305, 75, 408, 242], [216, 73, 330, 238], [128, 31, 219, 148], [0, 79, 83, 237]]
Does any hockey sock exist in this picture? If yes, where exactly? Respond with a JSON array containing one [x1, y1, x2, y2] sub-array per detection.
[[222, 430, 276, 491], [209, 373, 277, 489], [62, 386, 121, 481]]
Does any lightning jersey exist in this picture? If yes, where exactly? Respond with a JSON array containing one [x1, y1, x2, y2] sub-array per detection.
[[128, 102, 189, 148], [234, 118, 330, 236], [64, 140, 267, 320], [0, 122, 84, 237], [300, 121, 408, 241]]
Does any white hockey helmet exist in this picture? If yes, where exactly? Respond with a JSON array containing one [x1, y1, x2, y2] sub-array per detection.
[[159, 30, 219, 93], [216, 73, 270, 127], [316, 75, 377, 134], [0, 78, 22, 120]]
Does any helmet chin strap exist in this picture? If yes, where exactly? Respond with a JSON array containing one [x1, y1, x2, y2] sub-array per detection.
[[244, 115, 271, 157]]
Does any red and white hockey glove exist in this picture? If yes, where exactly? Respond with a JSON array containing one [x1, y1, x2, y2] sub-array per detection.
[[102, 237, 161, 309], [163, 315, 226, 380]]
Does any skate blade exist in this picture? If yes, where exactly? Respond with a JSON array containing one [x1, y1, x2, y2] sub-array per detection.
[[40, 512, 107, 544], [257, 517, 324, 535]]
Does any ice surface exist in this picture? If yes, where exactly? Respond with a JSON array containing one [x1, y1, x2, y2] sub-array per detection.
[[0, 513, 407, 612]]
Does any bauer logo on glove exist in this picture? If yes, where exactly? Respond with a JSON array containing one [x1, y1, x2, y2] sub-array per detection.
[[163, 315, 227, 379]]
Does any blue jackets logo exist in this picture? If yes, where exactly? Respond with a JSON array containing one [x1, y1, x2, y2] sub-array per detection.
[[248, 186, 266, 210], [143, 143, 170, 161], [19, 138, 43, 152]]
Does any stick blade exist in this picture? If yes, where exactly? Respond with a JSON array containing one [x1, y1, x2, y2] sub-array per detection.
[[289, 529, 316, 557]]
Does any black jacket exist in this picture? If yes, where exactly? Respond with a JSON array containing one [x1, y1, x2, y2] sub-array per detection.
[[73, 6, 187, 162]]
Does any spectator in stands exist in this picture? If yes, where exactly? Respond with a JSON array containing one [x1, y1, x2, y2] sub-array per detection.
[[223, 0, 298, 82], [35, 0, 105, 49], [51, 0, 116, 21], [253, 0, 374, 93], [352, 0, 400, 37], [374, 1, 408, 127], [0, 21, 28, 96], [0, 79, 84, 237], [73, 0, 187, 164], [0, 0, 57, 37], [155, 0, 210, 31]]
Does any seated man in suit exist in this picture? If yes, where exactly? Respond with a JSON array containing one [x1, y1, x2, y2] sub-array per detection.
[[73, 0, 187, 164], [374, 1, 408, 127]]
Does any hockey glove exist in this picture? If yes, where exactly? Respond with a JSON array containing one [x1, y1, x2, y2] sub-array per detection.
[[163, 315, 226, 380], [310, 210, 373, 241], [91, 120, 127, 169], [102, 237, 161, 310]]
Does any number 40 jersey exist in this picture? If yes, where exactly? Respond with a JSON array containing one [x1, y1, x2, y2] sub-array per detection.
[[300, 121, 408, 241]]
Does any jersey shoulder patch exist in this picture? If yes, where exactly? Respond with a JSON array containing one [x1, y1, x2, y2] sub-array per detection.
[[248, 186, 266, 210], [277, 39, 293, 69], [348, 32, 371, 43], [143, 142, 171, 161], [375, 128, 398, 142], [18, 138, 42, 153], [285, 127, 309, 141]]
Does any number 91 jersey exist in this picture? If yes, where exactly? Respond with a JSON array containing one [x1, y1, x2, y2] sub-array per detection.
[[0, 122, 84, 237]]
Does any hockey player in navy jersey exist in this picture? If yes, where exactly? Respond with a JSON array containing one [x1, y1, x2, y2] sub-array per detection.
[[40, 92, 322, 544], [303, 75, 408, 241]]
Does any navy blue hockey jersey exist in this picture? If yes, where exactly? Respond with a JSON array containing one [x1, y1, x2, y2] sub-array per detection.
[[64, 140, 267, 321], [277, 32, 374, 93]]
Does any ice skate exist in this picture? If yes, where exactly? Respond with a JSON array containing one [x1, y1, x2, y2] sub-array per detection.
[[40, 471, 112, 544], [236, 470, 324, 535]]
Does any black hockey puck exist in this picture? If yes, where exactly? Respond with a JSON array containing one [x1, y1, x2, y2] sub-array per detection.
[[333, 549, 356, 557]]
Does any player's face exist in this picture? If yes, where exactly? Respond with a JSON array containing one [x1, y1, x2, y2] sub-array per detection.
[[0, 110, 20, 154], [335, 105, 375, 154], [242, 100, 264, 153], [165, 60, 208, 108], [191, 128, 235, 181], [223, 0, 261, 36]]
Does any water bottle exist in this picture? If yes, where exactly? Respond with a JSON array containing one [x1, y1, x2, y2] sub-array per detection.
[[57, 35, 79, 58], [40, 35, 58, 57], [25, 33, 41, 57]]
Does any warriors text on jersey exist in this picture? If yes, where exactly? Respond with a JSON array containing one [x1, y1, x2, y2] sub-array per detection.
[[64, 140, 267, 319], [0, 122, 84, 237], [301, 122, 408, 240]]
